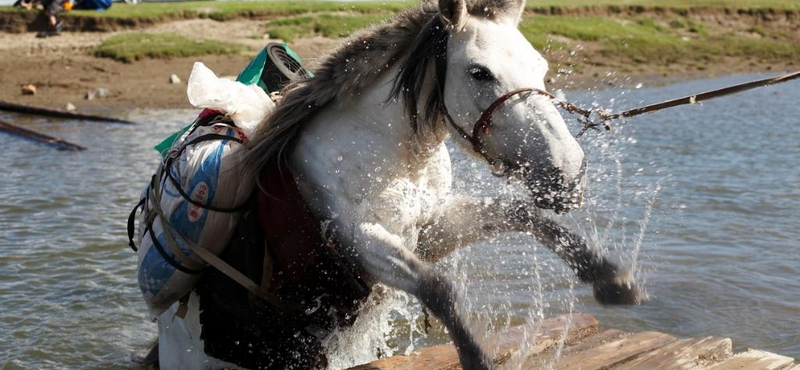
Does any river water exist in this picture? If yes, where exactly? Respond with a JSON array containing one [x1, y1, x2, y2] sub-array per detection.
[[1, 73, 798, 369]]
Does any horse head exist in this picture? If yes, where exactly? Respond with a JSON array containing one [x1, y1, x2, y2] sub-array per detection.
[[439, 0, 586, 213]]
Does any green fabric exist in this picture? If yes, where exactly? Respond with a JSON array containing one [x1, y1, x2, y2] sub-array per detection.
[[154, 123, 192, 157], [236, 47, 269, 88]]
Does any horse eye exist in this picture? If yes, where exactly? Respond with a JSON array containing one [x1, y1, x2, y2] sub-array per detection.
[[468, 66, 494, 82]]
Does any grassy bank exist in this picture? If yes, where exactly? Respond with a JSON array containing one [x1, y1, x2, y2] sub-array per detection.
[[518, 15, 800, 67], [92, 33, 246, 63], [2, 0, 799, 21], [259, 6, 799, 67], [2, 1, 798, 74], [69, 1, 411, 21]]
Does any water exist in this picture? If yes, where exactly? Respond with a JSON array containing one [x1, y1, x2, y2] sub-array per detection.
[[1, 74, 798, 369]]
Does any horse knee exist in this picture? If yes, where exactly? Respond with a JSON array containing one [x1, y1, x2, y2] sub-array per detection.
[[416, 270, 495, 370]]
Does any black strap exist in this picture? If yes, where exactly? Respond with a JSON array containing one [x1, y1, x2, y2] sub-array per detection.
[[144, 221, 205, 275], [163, 133, 249, 213], [127, 197, 146, 252]]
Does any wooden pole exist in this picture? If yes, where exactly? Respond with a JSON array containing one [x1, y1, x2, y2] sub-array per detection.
[[0, 100, 135, 124], [0, 120, 86, 151]]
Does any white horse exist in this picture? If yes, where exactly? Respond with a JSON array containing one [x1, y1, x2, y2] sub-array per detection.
[[152, 0, 638, 369]]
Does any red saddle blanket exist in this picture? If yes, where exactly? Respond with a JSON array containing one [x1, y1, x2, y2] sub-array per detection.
[[196, 162, 371, 370]]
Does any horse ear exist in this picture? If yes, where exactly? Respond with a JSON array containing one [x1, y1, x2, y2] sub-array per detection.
[[439, 0, 468, 31], [510, 0, 526, 25]]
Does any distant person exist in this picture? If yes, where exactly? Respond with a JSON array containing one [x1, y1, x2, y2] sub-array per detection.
[[75, 0, 110, 11], [13, 0, 39, 10], [35, 0, 72, 38]]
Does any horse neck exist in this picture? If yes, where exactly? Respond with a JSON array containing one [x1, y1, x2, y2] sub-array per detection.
[[299, 66, 449, 175]]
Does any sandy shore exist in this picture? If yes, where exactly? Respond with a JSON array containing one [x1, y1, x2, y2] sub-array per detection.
[[0, 17, 795, 114]]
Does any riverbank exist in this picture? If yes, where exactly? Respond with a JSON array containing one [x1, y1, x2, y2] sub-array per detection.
[[0, 1, 798, 112]]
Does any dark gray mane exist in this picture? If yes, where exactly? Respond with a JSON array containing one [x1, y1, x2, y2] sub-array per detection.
[[244, 0, 522, 174]]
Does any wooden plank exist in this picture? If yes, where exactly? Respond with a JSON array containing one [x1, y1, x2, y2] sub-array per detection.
[[0, 119, 86, 151], [559, 329, 629, 356], [550, 331, 677, 370], [492, 313, 600, 366], [0, 100, 135, 124], [613, 336, 732, 370], [346, 313, 598, 370], [705, 349, 795, 370], [521, 329, 630, 370]]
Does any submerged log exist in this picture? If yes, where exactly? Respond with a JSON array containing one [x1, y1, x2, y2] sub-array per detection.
[[0, 120, 86, 151], [0, 100, 135, 124]]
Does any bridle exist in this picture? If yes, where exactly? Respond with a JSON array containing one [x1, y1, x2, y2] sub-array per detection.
[[442, 70, 800, 167], [441, 87, 599, 176]]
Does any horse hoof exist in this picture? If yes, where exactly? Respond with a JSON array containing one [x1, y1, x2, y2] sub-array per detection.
[[592, 270, 643, 305], [459, 349, 496, 370]]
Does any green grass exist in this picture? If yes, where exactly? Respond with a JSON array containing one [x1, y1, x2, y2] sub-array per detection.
[[92, 33, 246, 63], [256, 2, 799, 65], [68, 1, 410, 21], [265, 12, 392, 42], [4, 0, 797, 67], [669, 19, 687, 29], [2, 0, 798, 20], [518, 14, 799, 65], [525, 0, 799, 9], [747, 25, 767, 36]]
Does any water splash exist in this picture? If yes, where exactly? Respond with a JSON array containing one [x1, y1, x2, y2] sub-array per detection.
[[322, 90, 669, 370], [322, 287, 425, 370]]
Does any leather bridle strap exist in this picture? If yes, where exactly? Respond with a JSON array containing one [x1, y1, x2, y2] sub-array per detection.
[[442, 87, 591, 171]]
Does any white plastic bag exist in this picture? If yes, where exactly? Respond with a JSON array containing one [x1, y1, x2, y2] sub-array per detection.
[[187, 62, 274, 135]]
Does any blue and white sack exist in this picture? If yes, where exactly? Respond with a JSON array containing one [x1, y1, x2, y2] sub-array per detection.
[[132, 62, 275, 318]]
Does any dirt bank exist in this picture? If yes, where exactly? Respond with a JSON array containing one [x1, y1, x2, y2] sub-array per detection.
[[0, 11, 796, 114], [0, 19, 338, 114], [2, 5, 798, 33]]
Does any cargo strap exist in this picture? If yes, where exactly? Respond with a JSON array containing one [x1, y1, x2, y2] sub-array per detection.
[[128, 122, 285, 310], [162, 133, 249, 213], [150, 148, 283, 307]]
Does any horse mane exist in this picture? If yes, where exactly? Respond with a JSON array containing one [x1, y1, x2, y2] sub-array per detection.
[[244, 0, 522, 174]]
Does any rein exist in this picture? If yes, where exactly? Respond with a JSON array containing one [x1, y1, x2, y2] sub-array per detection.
[[442, 70, 800, 168]]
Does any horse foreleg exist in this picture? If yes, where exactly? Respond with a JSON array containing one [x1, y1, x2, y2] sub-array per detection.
[[418, 196, 641, 305], [343, 221, 495, 370]]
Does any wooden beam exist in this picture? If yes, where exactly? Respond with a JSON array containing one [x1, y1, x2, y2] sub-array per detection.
[[520, 328, 630, 370], [705, 349, 795, 370], [613, 336, 732, 370], [0, 120, 86, 151], [0, 100, 135, 124], [558, 329, 629, 356], [551, 331, 677, 370], [345, 313, 598, 370]]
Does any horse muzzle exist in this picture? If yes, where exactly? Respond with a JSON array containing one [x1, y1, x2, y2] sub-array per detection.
[[524, 159, 587, 214]]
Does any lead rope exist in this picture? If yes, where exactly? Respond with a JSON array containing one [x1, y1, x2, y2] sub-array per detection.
[[444, 70, 800, 151], [441, 70, 800, 178], [574, 70, 800, 137]]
